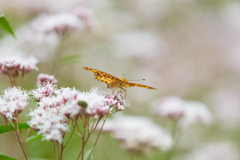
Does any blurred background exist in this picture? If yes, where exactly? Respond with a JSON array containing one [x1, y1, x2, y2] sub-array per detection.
[[0, 0, 240, 159]]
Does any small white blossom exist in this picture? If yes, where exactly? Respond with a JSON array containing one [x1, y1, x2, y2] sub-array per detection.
[[71, 7, 99, 32], [152, 97, 212, 129], [0, 87, 29, 120], [182, 142, 240, 160], [180, 101, 212, 128], [102, 114, 173, 153], [0, 55, 38, 77], [152, 96, 185, 119], [28, 106, 68, 143], [28, 86, 128, 143], [37, 73, 58, 87], [31, 13, 84, 34], [32, 83, 56, 102]]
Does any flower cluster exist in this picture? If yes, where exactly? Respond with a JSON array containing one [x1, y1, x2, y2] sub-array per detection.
[[37, 73, 58, 87], [152, 96, 212, 128], [0, 87, 29, 120], [71, 7, 98, 32], [101, 114, 173, 153], [0, 55, 38, 77], [182, 142, 240, 160], [31, 7, 98, 35], [28, 77, 128, 143]]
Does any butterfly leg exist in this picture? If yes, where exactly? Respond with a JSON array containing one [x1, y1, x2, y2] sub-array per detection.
[[112, 89, 116, 94], [120, 88, 127, 99]]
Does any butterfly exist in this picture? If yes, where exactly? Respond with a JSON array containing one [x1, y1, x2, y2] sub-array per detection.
[[83, 67, 156, 93]]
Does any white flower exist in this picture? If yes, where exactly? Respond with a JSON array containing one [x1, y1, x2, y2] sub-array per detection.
[[152, 96, 185, 118], [111, 31, 167, 59], [0, 55, 38, 76], [80, 88, 111, 118], [28, 106, 68, 143], [102, 114, 173, 153], [28, 86, 128, 143], [71, 6, 99, 31], [32, 83, 56, 102], [152, 97, 212, 129], [37, 73, 58, 86], [182, 142, 240, 160], [180, 101, 212, 128], [0, 87, 29, 120], [31, 13, 84, 34]]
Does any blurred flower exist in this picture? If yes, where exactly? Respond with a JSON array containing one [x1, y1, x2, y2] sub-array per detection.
[[111, 31, 167, 59], [0, 87, 29, 120], [152, 97, 212, 128], [101, 114, 173, 153], [151, 96, 185, 119], [0, 6, 98, 61], [71, 6, 99, 32], [211, 89, 240, 129], [222, 2, 240, 32], [31, 13, 84, 34], [37, 73, 58, 87], [180, 101, 212, 128], [182, 142, 240, 160], [0, 55, 38, 77]]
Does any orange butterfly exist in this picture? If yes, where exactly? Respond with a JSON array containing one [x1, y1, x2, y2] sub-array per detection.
[[83, 67, 156, 92]]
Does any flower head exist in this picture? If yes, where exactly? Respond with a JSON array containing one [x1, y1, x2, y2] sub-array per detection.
[[28, 86, 128, 143], [182, 142, 240, 160], [32, 83, 56, 102], [102, 114, 173, 153], [0, 87, 29, 120], [0, 55, 38, 77], [37, 73, 58, 87], [152, 96, 185, 119], [152, 97, 212, 129]]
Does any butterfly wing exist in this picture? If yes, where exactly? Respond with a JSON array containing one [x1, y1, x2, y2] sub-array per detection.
[[83, 67, 121, 88], [125, 82, 157, 90]]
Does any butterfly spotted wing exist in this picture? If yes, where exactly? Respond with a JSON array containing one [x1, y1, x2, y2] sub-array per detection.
[[83, 67, 123, 89], [124, 82, 156, 90], [83, 67, 156, 90]]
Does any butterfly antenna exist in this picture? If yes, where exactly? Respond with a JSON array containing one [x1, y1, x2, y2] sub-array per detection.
[[123, 74, 127, 79], [127, 78, 145, 81]]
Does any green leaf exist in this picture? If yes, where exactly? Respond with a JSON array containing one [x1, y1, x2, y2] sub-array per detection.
[[60, 54, 82, 66], [0, 155, 17, 160], [25, 134, 43, 143], [0, 123, 30, 134], [0, 14, 15, 37], [29, 94, 38, 104], [83, 148, 93, 160]]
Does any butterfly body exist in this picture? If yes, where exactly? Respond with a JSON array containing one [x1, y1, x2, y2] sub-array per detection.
[[83, 67, 156, 90]]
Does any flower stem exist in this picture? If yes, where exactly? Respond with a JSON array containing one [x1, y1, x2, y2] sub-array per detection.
[[87, 113, 110, 160]]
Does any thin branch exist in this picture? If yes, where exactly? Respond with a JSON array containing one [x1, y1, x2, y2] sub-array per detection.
[[63, 119, 79, 148], [54, 142, 57, 160], [15, 116, 28, 160], [5, 119, 17, 140], [87, 113, 110, 160]]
